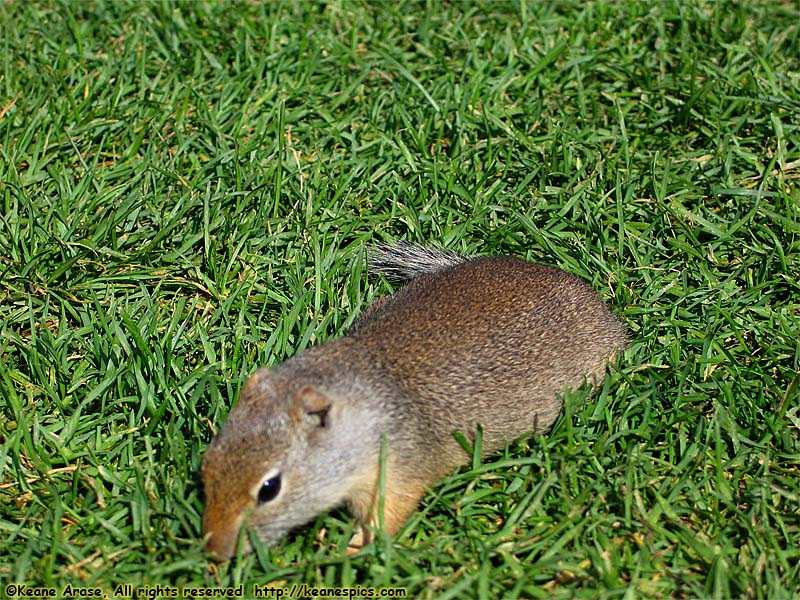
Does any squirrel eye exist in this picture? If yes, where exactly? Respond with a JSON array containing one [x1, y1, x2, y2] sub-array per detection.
[[257, 474, 282, 504]]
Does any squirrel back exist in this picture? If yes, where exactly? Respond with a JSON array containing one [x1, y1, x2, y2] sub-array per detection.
[[202, 244, 627, 560]]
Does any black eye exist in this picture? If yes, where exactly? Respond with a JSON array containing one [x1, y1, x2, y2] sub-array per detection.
[[257, 474, 281, 504]]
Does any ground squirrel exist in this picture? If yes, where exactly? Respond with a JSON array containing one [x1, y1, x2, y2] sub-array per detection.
[[201, 243, 627, 560]]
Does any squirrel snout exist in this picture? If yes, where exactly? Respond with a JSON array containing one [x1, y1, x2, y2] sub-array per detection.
[[203, 507, 244, 562]]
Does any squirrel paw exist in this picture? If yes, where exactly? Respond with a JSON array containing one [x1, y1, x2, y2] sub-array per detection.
[[346, 526, 370, 555]]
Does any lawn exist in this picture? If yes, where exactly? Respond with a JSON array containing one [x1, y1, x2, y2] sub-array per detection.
[[1, 1, 798, 598]]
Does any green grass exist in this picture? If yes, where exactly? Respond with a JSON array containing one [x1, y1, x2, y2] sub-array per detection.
[[1, 0, 799, 598]]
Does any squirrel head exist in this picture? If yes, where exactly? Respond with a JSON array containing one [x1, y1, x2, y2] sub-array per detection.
[[201, 367, 362, 561]]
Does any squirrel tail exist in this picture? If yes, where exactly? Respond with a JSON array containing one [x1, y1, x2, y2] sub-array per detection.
[[368, 242, 467, 281]]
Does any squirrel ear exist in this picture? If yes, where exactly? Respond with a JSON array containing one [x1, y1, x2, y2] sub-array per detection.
[[291, 385, 331, 429]]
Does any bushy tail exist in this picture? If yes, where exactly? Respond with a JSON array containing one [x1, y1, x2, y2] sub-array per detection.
[[368, 242, 468, 281]]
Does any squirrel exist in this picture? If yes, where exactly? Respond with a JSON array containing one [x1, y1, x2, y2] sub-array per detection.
[[201, 243, 627, 560]]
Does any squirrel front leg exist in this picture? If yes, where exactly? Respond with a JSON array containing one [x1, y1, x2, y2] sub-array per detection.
[[346, 462, 428, 552]]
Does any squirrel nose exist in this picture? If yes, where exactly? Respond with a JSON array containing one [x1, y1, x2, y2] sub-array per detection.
[[204, 533, 235, 562], [203, 509, 242, 562]]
